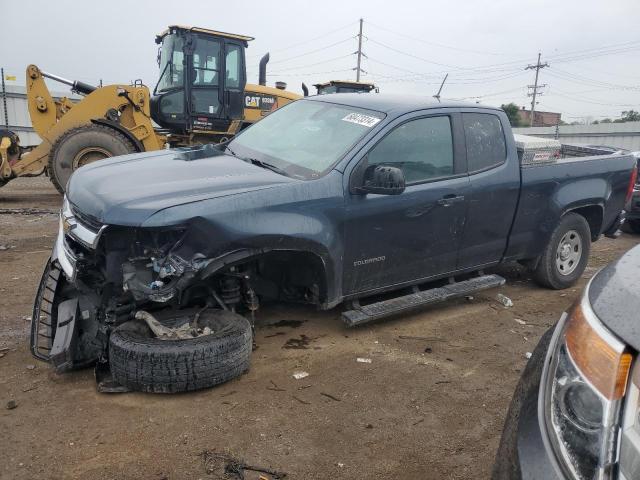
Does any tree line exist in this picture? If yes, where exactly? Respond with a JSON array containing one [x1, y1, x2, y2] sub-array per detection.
[[500, 103, 640, 127]]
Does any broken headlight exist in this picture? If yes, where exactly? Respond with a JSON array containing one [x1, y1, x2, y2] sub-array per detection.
[[542, 293, 633, 480]]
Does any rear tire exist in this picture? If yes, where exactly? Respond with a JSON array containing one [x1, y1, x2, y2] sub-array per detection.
[[532, 213, 591, 289], [109, 309, 252, 393], [622, 219, 640, 234], [48, 124, 136, 194]]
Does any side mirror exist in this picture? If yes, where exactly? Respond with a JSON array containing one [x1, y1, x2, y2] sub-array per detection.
[[359, 164, 405, 195]]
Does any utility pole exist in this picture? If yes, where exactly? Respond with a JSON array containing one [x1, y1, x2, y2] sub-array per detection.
[[1, 68, 8, 128], [356, 18, 364, 82], [525, 53, 549, 127]]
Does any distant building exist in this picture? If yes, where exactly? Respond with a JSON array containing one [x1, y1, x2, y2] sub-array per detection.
[[518, 106, 561, 127], [0, 84, 80, 147]]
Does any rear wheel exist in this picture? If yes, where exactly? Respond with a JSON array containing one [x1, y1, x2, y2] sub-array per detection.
[[48, 124, 137, 194], [622, 219, 640, 234], [532, 213, 591, 289]]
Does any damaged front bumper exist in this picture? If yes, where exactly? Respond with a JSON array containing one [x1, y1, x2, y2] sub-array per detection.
[[31, 197, 106, 369], [31, 196, 261, 377]]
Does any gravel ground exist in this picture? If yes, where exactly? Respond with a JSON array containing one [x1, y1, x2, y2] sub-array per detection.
[[1, 176, 638, 480]]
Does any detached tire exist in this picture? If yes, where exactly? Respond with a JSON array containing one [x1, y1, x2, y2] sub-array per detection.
[[49, 124, 137, 194], [532, 213, 591, 289], [109, 310, 252, 393]]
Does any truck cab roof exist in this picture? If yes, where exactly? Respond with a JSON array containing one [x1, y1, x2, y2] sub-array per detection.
[[306, 93, 499, 116]]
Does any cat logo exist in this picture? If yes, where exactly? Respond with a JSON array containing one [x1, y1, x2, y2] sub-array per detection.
[[245, 94, 278, 111], [245, 95, 261, 108]]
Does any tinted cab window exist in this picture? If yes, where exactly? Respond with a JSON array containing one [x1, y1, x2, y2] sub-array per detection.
[[368, 116, 454, 184], [463, 113, 506, 172]]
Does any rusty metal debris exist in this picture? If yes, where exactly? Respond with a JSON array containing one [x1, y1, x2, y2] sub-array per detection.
[[135, 310, 213, 340], [201, 450, 286, 479]]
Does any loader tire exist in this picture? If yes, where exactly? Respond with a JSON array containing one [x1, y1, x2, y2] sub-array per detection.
[[48, 124, 137, 194], [532, 212, 591, 290], [109, 310, 253, 393]]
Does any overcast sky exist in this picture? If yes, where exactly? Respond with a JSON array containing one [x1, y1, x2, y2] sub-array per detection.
[[3, 0, 639, 122]]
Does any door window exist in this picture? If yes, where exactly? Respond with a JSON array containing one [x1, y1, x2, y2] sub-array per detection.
[[193, 38, 220, 86], [462, 113, 507, 172], [191, 90, 220, 116], [157, 35, 184, 92], [225, 45, 242, 90], [367, 116, 454, 184]]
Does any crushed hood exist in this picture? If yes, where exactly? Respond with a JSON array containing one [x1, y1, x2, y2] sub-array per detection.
[[66, 145, 295, 226]]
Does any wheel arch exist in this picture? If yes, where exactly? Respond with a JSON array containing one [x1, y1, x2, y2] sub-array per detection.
[[563, 203, 604, 241], [90, 118, 145, 152], [201, 247, 337, 308]]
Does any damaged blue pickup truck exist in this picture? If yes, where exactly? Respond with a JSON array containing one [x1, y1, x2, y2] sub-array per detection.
[[31, 94, 637, 392]]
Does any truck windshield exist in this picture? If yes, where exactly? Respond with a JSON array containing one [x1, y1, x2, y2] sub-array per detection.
[[156, 34, 184, 92], [227, 100, 384, 179]]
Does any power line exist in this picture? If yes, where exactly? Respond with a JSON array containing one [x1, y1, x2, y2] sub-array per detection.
[[546, 67, 640, 91], [450, 86, 526, 101], [366, 20, 508, 56], [268, 37, 354, 65], [365, 60, 527, 84], [266, 68, 354, 78], [545, 40, 640, 63], [546, 88, 640, 107], [267, 54, 354, 73], [247, 21, 357, 59]]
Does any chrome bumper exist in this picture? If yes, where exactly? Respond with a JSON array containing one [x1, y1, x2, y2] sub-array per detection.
[[53, 217, 78, 281]]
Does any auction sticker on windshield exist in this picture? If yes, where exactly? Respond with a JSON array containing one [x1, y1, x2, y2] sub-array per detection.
[[342, 113, 382, 128]]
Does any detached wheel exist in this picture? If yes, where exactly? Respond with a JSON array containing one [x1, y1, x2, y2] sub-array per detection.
[[109, 310, 252, 393], [532, 213, 591, 289], [48, 124, 137, 194]]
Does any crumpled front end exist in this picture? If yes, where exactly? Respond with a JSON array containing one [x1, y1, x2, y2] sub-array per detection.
[[30, 196, 265, 372]]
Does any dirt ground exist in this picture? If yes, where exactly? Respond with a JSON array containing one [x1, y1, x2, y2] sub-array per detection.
[[1, 176, 638, 480]]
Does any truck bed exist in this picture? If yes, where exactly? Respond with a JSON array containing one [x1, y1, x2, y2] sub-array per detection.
[[504, 151, 636, 262]]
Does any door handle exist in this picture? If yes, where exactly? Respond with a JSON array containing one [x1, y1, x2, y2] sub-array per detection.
[[436, 195, 465, 207]]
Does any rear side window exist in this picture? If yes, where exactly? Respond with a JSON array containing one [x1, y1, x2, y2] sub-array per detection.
[[367, 116, 454, 184], [463, 113, 506, 172]]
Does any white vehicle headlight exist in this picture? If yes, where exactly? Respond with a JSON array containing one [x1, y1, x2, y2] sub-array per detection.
[[542, 293, 633, 480]]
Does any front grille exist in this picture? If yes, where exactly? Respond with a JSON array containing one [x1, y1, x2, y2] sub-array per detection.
[[70, 204, 103, 232]]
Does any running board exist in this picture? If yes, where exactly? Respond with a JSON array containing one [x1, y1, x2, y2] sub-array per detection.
[[342, 274, 506, 327]]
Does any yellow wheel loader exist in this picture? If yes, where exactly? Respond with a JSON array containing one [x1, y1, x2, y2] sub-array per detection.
[[0, 26, 300, 193]]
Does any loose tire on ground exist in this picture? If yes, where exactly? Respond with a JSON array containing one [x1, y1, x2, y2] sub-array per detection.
[[109, 310, 252, 393], [48, 124, 137, 194], [532, 212, 591, 290]]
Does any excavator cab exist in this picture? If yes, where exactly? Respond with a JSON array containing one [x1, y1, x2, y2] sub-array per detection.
[[151, 26, 253, 135]]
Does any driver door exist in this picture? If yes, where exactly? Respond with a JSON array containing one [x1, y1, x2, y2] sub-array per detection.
[[343, 111, 470, 295], [188, 35, 223, 128]]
